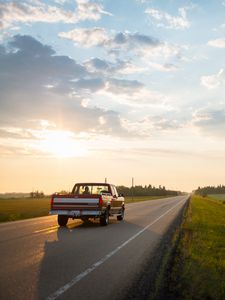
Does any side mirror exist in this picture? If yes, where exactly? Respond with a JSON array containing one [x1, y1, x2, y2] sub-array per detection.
[[119, 193, 124, 197]]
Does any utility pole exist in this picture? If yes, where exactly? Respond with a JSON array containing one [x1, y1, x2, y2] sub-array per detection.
[[105, 177, 107, 183], [132, 177, 134, 202]]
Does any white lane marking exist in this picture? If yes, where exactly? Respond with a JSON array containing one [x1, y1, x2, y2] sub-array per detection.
[[46, 198, 187, 300]]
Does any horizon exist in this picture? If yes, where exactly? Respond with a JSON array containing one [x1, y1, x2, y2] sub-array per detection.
[[0, 181, 191, 195], [1, 0, 225, 193]]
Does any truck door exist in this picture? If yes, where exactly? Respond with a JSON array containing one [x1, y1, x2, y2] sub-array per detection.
[[111, 185, 122, 213]]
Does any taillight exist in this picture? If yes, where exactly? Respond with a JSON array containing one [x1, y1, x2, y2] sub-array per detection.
[[51, 194, 54, 207], [99, 196, 103, 206]]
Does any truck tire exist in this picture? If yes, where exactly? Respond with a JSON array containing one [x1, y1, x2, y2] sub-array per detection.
[[117, 208, 125, 221], [81, 217, 90, 224], [100, 209, 109, 226], [58, 215, 68, 226]]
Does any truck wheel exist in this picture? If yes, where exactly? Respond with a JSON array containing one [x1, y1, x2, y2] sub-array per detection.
[[100, 210, 109, 226], [58, 215, 68, 226], [81, 217, 90, 224], [117, 208, 125, 221]]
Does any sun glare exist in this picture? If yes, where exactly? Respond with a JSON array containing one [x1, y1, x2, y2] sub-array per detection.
[[37, 130, 87, 158]]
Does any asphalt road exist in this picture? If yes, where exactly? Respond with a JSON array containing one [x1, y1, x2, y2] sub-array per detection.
[[0, 195, 189, 300]]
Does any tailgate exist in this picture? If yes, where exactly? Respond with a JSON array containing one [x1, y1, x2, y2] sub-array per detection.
[[51, 195, 100, 211]]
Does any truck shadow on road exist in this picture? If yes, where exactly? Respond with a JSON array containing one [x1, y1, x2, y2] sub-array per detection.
[[36, 209, 183, 300], [67, 218, 118, 229]]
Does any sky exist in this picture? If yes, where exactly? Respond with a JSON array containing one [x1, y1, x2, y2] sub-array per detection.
[[0, 0, 225, 193]]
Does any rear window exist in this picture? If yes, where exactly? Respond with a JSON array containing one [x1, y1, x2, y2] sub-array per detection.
[[73, 185, 111, 195]]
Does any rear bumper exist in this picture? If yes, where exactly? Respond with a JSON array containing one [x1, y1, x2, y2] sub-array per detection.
[[49, 210, 103, 217]]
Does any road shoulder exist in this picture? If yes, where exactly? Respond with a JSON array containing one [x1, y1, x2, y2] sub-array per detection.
[[119, 197, 190, 300]]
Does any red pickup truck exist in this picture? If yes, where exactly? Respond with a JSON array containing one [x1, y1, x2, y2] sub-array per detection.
[[49, 183, 125, 226]]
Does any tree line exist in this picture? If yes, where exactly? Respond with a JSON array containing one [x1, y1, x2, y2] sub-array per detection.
[[195, 185, 225, 197], [117, 185, 179, 197], [30, 190, 45, 198]]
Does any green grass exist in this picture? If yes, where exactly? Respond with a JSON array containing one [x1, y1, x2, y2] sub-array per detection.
[[167, 195, 225, 299], [0, 197, 51, 222], [208, 193, 225, 201], [0, 194, 173, 222], [125, 195, 172, 203]]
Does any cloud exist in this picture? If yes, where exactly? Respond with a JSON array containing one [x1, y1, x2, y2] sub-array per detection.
[[68, 57, 146, 76], [84, 57, 116, 76], [148, 62, 178, 72], [208, 38, 225, 48], [0, 35, 134, 140], [59, 26, 182, 74], [115, 61, 147, 74], [106, 31, 180, 60], [0, 144, 34, 157], [99, 147, 203, 159], [145, 7, 191, 30], [58, 28, 161, 49], [136, 0, 149, 3], [0, 128, 38, 140], [9, 34, 55, 56], [193, 109, 225, 137], [54, 0, 70, 5], [85, 57, 110, 72], [59, 28, 180, 62], [96, 110, 186, 139], [73, 78, 105, 92], [0, 35, 87, 94], [201, 69, 225, 89], [99, 83, 169, 107], [0, 34, 184, 159], [148, 116, 184, 130], [105, 78, 144, 95], [111, 31, 160, 48], [133, 114, 184, 133], [100, 77, 169, 107], [76, 0, 112, 21], [0, 0, 111, 30], [58, 27, 108, 47]]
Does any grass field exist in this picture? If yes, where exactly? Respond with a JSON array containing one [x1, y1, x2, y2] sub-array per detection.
[[208, 194, 225, 201], [125, 195, 172, 203], [0, 194, 173, 222], [0, 197, 51, 222], [166, 195, 225, 299]]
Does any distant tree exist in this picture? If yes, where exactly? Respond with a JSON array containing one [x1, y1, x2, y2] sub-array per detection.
[[117, 184, 179, 197], [202, 191, 208, 197], [59, 190, 69, 195], [195, 185, 225, 196], [30, 190, 45, 198]]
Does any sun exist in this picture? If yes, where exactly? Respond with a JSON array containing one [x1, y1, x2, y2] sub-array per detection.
[[38, 130, 87, 158]]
